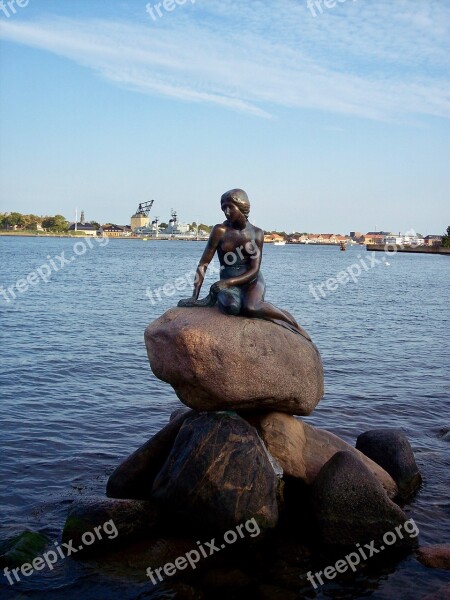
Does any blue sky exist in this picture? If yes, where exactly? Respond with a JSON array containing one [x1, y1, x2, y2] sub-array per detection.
[[0, 0, 449, 234]]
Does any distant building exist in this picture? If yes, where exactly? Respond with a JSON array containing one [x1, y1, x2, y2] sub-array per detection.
[[424, 235, 442, 247], [385, 233, 424, 247], [385, 234, 403, 246], [68, 210, 98, 235], [101, 224, 132, 237], [264, 233, 285, 243], [320, 234, 337, 244], [308, 235, 322, 243], [403, 234, 424, 246], [362, 231, 389, 245], [131, 213, 149, 231]]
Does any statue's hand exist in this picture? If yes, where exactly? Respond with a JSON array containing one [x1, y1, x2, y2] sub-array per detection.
[[210, 280, 228, 295], [178, 293, 218, 308], [177, 296, 198, 307]]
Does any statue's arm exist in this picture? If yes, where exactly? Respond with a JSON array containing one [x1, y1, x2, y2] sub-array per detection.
[[192, 225, 223, 300]]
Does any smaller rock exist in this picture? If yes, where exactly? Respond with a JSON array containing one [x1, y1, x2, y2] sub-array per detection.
[[417, 544, 450, 570], [107, 409, 195, 500], [266, 558, 307, 591], [311, 451, 414, 548], [200, 567, 254, 591], [356, 429, 422, 499], [152, 412, 279, 533], [62, 497, 160, 555], [137, 583, 205, 599], [258, 584, 298, 600], [0, 531, 50, 567], [246, 412, 398, 499], [437, 427, 450, 441]]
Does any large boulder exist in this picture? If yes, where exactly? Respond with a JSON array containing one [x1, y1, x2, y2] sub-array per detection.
[[310, 451, 414, 548], [356, 429, 422, 499], [145, 307, 324, 415], [245, 412, 398, 499], [152, 412, 280, 533], [107, 409, 195, 500]]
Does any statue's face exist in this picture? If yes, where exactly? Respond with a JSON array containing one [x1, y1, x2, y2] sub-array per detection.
[[221, 201, 242, 224]]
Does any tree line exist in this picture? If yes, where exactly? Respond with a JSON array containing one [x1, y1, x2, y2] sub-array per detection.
[[0, 212, 100, 233], [0, 212, 69, 232]]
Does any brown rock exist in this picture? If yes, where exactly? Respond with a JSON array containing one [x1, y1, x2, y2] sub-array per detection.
[[247, 412, 398, 499], [152, 412, 280, 533], [145, 307, 324, 416], [107, 409, 195, 500], [417, 544, 450, 570], [310, 451, 414, 547]]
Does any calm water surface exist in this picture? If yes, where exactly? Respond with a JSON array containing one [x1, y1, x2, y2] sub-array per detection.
[[0, 236, 449, 599]]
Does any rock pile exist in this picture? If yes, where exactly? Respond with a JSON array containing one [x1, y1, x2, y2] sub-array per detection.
[[104, 308, 421, 543], [64, 307, 423, 566]]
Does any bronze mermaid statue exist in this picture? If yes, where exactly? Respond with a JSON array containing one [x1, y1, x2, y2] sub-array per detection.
[[178, 189, 310, 339]]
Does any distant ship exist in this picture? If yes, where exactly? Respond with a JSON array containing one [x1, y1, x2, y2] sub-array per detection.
[[273, 240, 286, 246]]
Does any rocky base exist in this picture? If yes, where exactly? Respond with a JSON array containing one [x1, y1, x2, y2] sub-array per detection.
[[102, 410, 421, 549], [52, 311, 426, 596]]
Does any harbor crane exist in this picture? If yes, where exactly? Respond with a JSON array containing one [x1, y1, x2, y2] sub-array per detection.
[[134, 200, 154, 216]]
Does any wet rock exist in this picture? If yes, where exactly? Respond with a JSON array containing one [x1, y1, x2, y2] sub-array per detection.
[[137, 583, 205, 599], [417, 544, 450, 570], [94, 534, 199, 578], [145, 307, 324, 415], [356, 428, 422, 499], [266, 558, 307, 591], [311, 451, 413, 548], [152, 412, 280, 533], [437, 427, 450, 441], [107, 409, 195, 500], [258, 584, 298, 600], [200, 567, 254, 592], [247, 412, 398, 499], [62, 497, 160, 554], [273, 536, 311, 566], [0, 531, 50, 567]]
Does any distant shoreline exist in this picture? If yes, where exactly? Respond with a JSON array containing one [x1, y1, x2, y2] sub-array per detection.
[[0, 232, 207, 241], [367, 244, 450, 256], [2, 233, 448, 254]]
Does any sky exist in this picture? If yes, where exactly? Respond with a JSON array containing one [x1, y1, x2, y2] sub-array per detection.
[[0, 0, 449, 234]]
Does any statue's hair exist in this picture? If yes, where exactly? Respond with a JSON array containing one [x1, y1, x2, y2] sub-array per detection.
[[220, 189, 250, 219]]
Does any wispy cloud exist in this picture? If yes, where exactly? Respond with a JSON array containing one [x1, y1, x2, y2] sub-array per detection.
[[1, 0, 449, 121]]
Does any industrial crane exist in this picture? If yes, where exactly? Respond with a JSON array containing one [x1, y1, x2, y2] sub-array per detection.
[[134, 200, 154, 216]]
